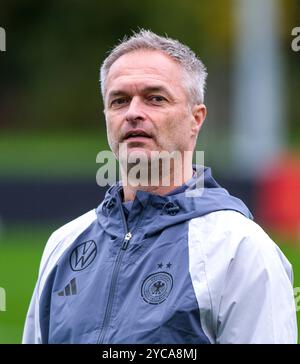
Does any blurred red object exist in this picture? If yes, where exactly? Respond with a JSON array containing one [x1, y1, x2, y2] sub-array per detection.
[[255, 154, 300, 237]]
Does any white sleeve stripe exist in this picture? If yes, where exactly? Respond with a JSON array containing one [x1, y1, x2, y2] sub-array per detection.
[[22, 209, 97, 343], [188, 217, 216, 343], [37, 209, 97, 299]]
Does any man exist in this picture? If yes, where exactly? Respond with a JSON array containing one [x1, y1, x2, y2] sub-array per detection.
[[23, 30, 297, 344]]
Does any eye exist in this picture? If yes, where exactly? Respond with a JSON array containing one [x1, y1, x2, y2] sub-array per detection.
[[110, 97, 129, 108], [148, 95, 167, 104]]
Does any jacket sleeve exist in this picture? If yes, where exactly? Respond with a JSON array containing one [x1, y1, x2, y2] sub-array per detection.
[[22, 209, 97, 344], [22, 284, 41, 343], [22, 231, 58, 344], [215, 229, 298, 344], [22, 229, 62, 344]]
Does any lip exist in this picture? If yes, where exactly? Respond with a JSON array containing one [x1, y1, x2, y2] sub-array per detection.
[[124, 136, 153, 144], [122, 129, 152, 141]]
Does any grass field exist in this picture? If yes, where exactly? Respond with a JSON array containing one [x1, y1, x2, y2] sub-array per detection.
[[0, 225, 299, 343], [0, 132, 110, 178], [0, 225, 55, 343]]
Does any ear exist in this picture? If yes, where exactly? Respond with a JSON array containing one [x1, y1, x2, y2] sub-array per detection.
[[191, 104, 207, 137]]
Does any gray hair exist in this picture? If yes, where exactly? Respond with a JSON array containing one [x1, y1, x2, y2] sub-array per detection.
[[100, 29, 207, 105]]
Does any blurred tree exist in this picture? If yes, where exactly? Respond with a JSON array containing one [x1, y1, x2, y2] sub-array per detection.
[[0, 0, 299, 151], [0, 0, 233, 132]]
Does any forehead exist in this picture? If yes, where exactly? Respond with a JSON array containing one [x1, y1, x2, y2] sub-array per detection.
[[105, 50, 186, 94]]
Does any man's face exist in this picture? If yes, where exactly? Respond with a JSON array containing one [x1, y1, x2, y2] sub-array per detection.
[[104, 50, 206, 162]]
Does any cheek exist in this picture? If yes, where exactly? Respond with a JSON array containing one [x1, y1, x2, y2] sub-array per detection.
[[156, 118, 188, 150], [105, 120, 119, 149], [168, 111, 190, 134], [171, 117, 193, 149]]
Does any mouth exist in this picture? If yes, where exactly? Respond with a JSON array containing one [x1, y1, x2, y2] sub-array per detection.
[[122, 130, 153, 142]]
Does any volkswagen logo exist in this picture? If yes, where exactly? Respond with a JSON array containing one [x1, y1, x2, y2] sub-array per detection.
[[70, 240, 97, 271]]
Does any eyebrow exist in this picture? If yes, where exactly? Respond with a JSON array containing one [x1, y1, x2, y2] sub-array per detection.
[[107, 85, 173, 100]]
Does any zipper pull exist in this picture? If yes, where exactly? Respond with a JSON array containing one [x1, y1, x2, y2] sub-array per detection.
[[121, 232, 132, 250]]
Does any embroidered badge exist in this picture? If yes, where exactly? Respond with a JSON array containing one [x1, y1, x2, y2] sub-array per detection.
[[141, 272, 173, 305]]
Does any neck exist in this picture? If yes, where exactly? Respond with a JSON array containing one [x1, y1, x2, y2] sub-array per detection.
[[121, 163, 193, 202]]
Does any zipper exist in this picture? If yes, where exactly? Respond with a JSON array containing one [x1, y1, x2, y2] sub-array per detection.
[[97, 191, 132, 344], [97, 231, 132, 343], [121, 232, 132, 250]]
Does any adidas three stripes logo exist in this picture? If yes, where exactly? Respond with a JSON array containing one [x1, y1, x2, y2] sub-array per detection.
[[58, 278, 77, 296]]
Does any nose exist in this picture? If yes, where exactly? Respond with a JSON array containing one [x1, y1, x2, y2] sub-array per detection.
[[125, 97, 145, 123]]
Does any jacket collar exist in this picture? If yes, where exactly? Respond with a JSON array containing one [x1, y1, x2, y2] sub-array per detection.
[[96, 165, 253, 237]]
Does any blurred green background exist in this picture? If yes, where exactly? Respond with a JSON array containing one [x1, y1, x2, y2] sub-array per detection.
[[0, 0, 300, 343]]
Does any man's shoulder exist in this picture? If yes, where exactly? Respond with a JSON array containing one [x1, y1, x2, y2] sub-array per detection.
[[39, 209, 97, 274], [191, 209, 261, 236], [189, 209, 278, 257], [189, 210, 293, 294], [49, 209, 97, 242]]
